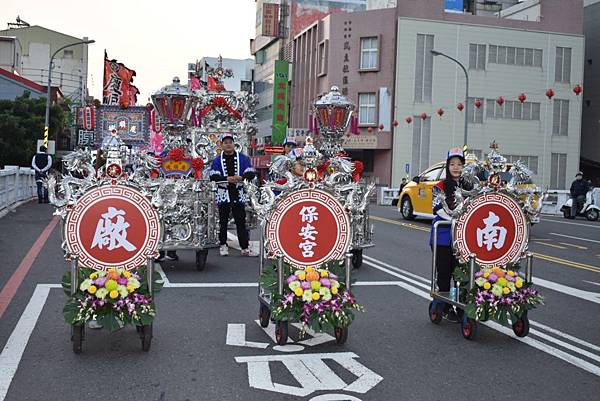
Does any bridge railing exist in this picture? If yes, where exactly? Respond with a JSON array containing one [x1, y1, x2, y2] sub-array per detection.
[[0, 166, 37, 214]]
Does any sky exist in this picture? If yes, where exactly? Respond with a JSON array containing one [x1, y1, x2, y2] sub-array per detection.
[[2, 0, 256, 103]]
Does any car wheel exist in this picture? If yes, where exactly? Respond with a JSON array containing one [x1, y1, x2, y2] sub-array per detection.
[[401, 197, 415, 220]]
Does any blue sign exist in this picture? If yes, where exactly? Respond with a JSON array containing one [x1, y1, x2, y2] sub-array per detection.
[[444, 0, 464, 12], [405, 163, 410, 174]]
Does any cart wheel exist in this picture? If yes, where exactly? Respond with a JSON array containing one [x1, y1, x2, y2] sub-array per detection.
[[461, 316, 477, 340], [135, 325, 142, 333], [141, 324, 153, 351], [275, 320, 288, 345], [196, 249, 208, 271], [334, 326, 348, 345], [351, 249, 363, 269], [428, 301, 443, 324], [71, 324, 84, 354], [259, 304, 271, 328], [512, 314, 530, 338]]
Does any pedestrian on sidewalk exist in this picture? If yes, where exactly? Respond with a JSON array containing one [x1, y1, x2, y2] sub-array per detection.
[[210, 134, 258, 257], [31, 145, 52, 203], [429, 148, 471, 322], [569, 171, 590, 219]]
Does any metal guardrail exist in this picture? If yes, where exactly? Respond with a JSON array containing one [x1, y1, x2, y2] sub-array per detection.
[[0, 166, 37, 213]]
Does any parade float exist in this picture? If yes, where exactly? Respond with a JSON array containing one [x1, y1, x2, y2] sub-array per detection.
[[49, 57, 258, 352], [428, 143, 544, 340], [249, 86, 375, 345]]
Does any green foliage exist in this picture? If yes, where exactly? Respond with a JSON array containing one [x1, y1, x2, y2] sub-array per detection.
[[0, 92, 65, 167]]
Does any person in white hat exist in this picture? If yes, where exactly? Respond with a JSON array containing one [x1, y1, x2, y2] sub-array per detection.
[[283, 135, 297, 155], [210, 134, 258, 256]]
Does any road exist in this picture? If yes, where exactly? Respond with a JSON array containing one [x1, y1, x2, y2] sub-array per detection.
[[0, 202, 598, 400]]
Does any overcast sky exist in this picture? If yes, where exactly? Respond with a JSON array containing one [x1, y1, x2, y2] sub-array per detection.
[[2, 0, 256, 103]]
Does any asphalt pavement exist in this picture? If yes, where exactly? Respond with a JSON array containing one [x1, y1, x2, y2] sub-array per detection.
[[0, 201, 598, 401]]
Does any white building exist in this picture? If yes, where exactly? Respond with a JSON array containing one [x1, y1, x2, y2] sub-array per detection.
[[0, 25, 91, 106], [189, 57, 254, 92], [0, 36, 22, 74], [392, 4, 584, 190]]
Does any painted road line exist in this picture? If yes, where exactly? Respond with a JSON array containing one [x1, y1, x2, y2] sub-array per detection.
[[226, 323, 269, 349], [540, 218, 600, 229], [533, 242, 567, 250], [531, 252, 600, 274], [154, 263, 170, 286], [0, 285, 51, 400], [531, 320, 600, 353], [363, 255, 430, 284], [0, 216, 59, 319], [369, 215, 430, 232], [363, 260, 600, 377], [559, 242, 588, 250], [550, 233, 600, 244], [583, 280, 600, 287]]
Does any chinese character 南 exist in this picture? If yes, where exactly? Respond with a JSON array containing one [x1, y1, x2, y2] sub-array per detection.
[[476, 211, 507, 251], [91, 207, 137, 252]]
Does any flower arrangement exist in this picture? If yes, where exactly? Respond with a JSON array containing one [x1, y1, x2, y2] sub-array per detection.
[[260, 263, 363, 336], [453, 265, 543, 324], [62, 267, 163, 332]]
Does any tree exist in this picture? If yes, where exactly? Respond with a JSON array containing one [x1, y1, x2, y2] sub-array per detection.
[[0, 92, 65, 167]]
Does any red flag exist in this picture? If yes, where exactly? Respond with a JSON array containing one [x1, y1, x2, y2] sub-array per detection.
[[103, 52, 136, 108], [128, 85, 140, 106]]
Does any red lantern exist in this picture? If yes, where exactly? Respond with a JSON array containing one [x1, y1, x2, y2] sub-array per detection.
[[420, 112, 428, 120], [405, 116, 413, 124], [457, 103, 464, 112], [392, 120, 399, 127], [496, 96, 505, 106], [367, 126, 373, 133], [545, 89, 555, 100], [436, 108, 444, 117], [518, 93, 526, 103], [474, 99, 482, 109], [573, 84, 582, 96], [378, 123, 385, 130]]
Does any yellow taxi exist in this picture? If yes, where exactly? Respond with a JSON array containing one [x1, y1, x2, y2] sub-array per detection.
[[396, 160, 540, 222]]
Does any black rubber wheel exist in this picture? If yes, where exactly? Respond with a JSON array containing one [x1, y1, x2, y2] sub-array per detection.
[[135, 325, 142, 333], [334, 326, 348, 345], [196, 249, 208, 271], [512, 314, 530, 338], [586, 209, 599, 221], [141, 324, 153, 351], [562, 208, 570, 219], [71, 324, 84, 354], [259, 304, 271, 328], [401, 197, 415, 220], [275, 320, 288, 345], [428, 301, 443, 324], [351, 249, 363, 269], [461, 317, 478, 340]]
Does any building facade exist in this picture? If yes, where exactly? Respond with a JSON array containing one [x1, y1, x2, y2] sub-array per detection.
[[289, 8, 396, 185], [0, 25, 91, 106], [392, 0, 585, 190], [0, 36, 22, 74], [188, 57, 254, 92]]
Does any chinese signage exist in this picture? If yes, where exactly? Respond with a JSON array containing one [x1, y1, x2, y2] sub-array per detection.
[[78, 129, 95, 147], [342, 134, 377, 149], [266, 189, 351, 267], [103, 52, 138, 108], [64, 186, 160, 271], [453, 192, 528, 267], [94, 105, 149, 146], [262, 3, 280, 37], [272, 60, 289, 145]]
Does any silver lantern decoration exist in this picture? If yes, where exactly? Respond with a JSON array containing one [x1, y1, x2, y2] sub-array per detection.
[[151, 77, 197, 130], [313, 86, 355, 157]]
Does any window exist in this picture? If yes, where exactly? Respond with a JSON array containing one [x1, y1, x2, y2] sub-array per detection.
[[487, 100, 541, 121], [414, 34, 434, 103], [550, 153, 567, 189], [411, 116, 431, 173], [358, 93, 377, 125], [469, 44, 486, 70], [318, 40, 328, 75], [63, 49, 73, 58], [488, 45, 543, 68], [422, 167, 442, 182], [555, 47, 572, 83], [360, 37, 378, 70], [552, 99, 569, 136], [505, 155, 539, 174], [467, 97, 484, 124]]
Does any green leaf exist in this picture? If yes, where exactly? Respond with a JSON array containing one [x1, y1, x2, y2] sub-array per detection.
[[98, 314, 121, 333]]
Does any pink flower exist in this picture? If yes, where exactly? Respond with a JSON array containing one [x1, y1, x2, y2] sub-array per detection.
[[301, 281, 311, 290], [320, 278, 331, 288]]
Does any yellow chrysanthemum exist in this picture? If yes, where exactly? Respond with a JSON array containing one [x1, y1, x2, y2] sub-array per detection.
[[507, 270, 515, 277], [305, 267, 314, 273], [298, 273, 306, 281], [483, 272, 490, 278], [109, 290, 119, 299], [127, 285, 135, 293], [88, 285, 97, 294], [515, 279, 523, 289], [294, 287, 304, 296], [483, 282, 491, 290], [320, 271, 329, 278], [311, 292, 320, 300], [123, 271, 132, 278], [331, 287, 338, 295], [89, 272, 98, 280], [502, 287, 510, 295]]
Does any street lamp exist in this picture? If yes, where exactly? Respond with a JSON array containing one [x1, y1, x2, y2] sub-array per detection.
[[430, 49, 469, 148], [43, 39, 95, 148]]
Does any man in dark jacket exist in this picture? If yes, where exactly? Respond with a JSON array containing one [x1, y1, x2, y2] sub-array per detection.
[[570, 171, 590, 218], [31, 145, 52, 203]]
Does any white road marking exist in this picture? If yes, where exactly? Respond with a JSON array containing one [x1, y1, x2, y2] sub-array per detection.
[[291, 323, 335, 347], [226, 323, 269, 349], [0, 285, 52, 400], [528, 321, 600, 353], [540, 218, 600, 229], [309, 395, 362, 401], [363, 256, 600, 377], [532, 277, 600, 305], [255, 319, 278, 343], [559, 242, 588, 250], [550, 232, 600, 244], [154, 263, 170, 285], [583, 280, 600, 287]]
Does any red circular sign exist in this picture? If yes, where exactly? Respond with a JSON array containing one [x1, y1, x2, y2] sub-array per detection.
[[266, 189, 351, 267], [454, 192, 528, 267], [64, 185, 161, 271]]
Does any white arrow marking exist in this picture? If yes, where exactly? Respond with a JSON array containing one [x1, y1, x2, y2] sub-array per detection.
[[226, 323, 269, 349], [291, 323, 336, 347]]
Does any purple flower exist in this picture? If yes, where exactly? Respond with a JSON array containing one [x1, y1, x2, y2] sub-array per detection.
[[118, 277, 128, 286], [94, 277, 107, 287], [320, 278, 331, 288], [329, 274, 338, 280], [287, 275, 298, 284], [488, 274, 498, 283], [475, 271, 483, 278], [506, 275, 515, 282], [301, 281, 311, 290]]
